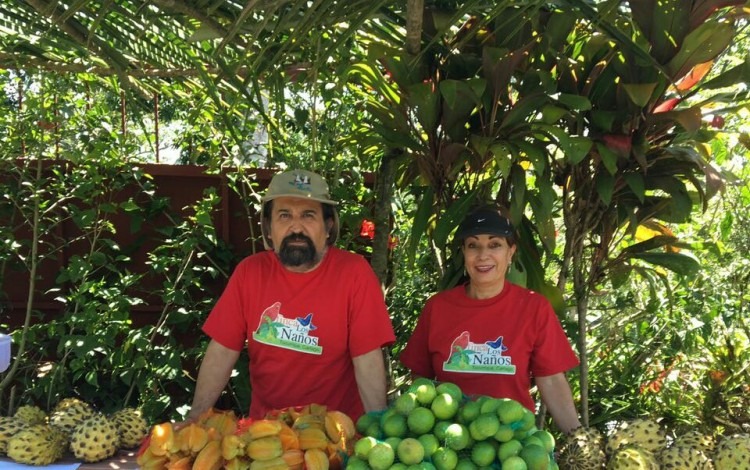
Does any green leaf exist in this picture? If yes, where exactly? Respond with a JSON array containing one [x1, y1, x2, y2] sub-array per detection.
[[407, 186, 434, 265], [556, 93, 592, 111], [595, 172, 615, 205], [624, 173, 646, 203], [622, 82, 657, 107], [560, 135, 593, 165], [433, 193, 477, 249], [540, 105, 568, 124], [490, 143, 513, 178], [621, 235, 679, 254], [408, 81, 440, 134], [590, 110, 617, 132], [501, 93, 548, 130], [609, 264, 633, 289], [596, 143, 619, 175], [629, 252, 701, 276], [666, 21, 735, 80], [700, 57, 750, 90]]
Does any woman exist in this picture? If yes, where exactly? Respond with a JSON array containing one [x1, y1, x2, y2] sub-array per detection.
[[399, 205, 581, 433]]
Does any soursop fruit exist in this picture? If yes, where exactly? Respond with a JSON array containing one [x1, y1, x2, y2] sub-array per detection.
[[659, 444, 713, 469], [672, 430, 716, 455], [13, 404, 48, 425], [558, 426, 606, 469], [605, 418, 666, 456], [6, 424, 67, 465], [606, 445, 659, 469], [0, 416, 28, 454], [49, 397, 95, 436], [713, 433, 750, 470], [70, 413, 120, 462], [110, 407, 149, 448]]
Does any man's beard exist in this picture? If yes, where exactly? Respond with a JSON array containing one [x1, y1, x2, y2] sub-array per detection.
[[279, 233, 320, 267]]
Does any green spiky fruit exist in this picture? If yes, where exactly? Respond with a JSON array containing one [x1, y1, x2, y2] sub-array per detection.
[[0, 416, 29, 454], [6, 424, 67, 465], [558, 426, 606, 470], [70, 413, 120, 462], [713, 433, 750, 470], [672, 430, 716, 455], [110, 407, 149, 448], [49, 397, 95, 436], [605, 419, 666, 456], [606, 446, 659, 469], [13, 405, 48, 425], [659, 444, 713, 469]]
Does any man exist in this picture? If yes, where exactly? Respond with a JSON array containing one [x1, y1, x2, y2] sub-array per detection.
[[186, 169, 395, 421]]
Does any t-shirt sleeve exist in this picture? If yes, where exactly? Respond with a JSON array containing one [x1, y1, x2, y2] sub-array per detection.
[[347, 257, 396, 357], [398, 300, 435, 378], [202, 260, 250, 351], [528, 297, 579, 377]]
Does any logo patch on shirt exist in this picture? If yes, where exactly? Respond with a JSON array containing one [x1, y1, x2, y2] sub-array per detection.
[[443, 331, 516, 374], [253, 302, 322, 355]]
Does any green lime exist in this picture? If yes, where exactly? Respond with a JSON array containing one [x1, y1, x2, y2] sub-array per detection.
[[431, 393, 460, 420], [385, 436, 403, 451], [501, 455, 528, 470], [518, 408, 536, 432], [497, 439, 523, 461], [397, 437, 426, 465], [443, 423, 470, 451], [383, 413, 409, 438], [455, 458, 478, 470], [391, 464, 408, 470], [356, 412, 379, 434], [470, 440, 498, 467], [519, 443, 550, 470], [346, 456, 370, 470], [411, 462, 437, 470], [368, 442, 396, 470], [407, 407, 436, 435], [433, 420, 452, 441], [431, 447, 458, 470], [395, 392, 419, 416], [364, 420, 382, 439], [522, 435, 545, 449], [469, 413, 500, 441], [496, 399, 525, 425], [354, 435, 379, 459], [494, 423, 515, 442], [418, 433, 440, 457], [411, 378, 438, 406], [435, 382, 464, 402], [479, 398, 501, 414], [532, 429, 555, 453], [457, 400, 481, 424]]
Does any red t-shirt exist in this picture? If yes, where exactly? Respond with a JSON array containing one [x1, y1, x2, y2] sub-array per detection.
[[202, 247, 395, 420], [399, 282, 578, 411]]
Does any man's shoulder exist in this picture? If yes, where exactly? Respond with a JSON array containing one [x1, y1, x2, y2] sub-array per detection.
[[234, 250, 276, 271], [327, 247, 369, 265]]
